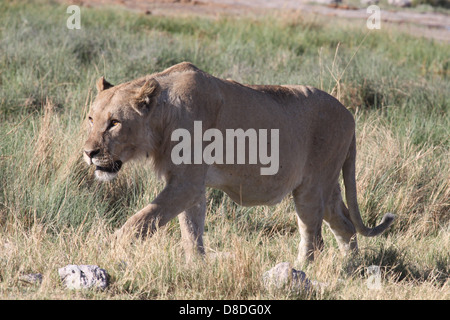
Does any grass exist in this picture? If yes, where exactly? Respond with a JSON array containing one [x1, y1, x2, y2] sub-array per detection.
[[0, 1, 449, 299]]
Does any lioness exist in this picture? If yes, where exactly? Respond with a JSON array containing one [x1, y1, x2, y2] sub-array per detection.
[[83, 62, 394, 262]]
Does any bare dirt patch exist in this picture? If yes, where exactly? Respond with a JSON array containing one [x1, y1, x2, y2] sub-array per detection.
[[61, 0, 449, 42]]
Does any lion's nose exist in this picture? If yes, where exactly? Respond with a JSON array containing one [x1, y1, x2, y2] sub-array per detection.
[[84, 149, 100, 159]]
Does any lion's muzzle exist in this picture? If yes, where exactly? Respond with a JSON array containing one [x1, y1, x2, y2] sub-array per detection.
[[84, 148, 100, 163], [84, 147, 123, 181], [95, 160, 122, 174], [91, 159, 123, 181]]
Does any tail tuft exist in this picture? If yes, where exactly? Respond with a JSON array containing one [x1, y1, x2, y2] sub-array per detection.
[[366, 213, 395, 237]]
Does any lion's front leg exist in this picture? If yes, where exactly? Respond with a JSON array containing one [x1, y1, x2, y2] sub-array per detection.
[[178, 195, 206, 260], [114, 203, 162, 239], [114, 180, 206, 241]]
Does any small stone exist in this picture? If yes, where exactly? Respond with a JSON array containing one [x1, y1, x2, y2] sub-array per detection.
[[262, 262, 312, 292], [291, 268, 312, 292], [19, 273, 43, 285], [58, 265, 109, 290], [263, 262, 328, 294]]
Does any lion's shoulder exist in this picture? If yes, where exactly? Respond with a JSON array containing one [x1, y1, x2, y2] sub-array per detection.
[[155, 62, 201, 78]]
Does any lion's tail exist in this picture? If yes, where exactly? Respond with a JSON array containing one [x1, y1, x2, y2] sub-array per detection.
[[342, 134, 395, 237]]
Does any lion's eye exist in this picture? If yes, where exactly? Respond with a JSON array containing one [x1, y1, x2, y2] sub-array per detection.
[[88, 117, 93, 126], [110, 120, 120, 128]]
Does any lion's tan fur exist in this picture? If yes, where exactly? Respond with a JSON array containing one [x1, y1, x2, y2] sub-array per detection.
[[83, 62, 394, 262]]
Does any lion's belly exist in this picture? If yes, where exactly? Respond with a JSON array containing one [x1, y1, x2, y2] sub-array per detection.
[[205, 165, 298, 206], [222, 186, 288, 206]]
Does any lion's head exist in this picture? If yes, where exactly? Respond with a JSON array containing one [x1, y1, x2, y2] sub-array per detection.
[[83, 76, 161, 181]]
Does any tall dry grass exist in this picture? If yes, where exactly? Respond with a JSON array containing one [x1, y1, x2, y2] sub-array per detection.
[[355, 113, 449, 234]]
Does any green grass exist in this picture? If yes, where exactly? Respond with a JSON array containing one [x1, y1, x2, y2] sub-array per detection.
[[0, 1, 448, 299]]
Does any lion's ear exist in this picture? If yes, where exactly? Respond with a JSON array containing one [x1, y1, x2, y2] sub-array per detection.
[[96, 76, 113, 92], [134, 78, 161, 113]]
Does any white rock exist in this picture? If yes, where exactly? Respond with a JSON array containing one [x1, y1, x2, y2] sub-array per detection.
[[58, 265, 109, 290], [262, 262, 312, 292], [263, 262, 329, 294]]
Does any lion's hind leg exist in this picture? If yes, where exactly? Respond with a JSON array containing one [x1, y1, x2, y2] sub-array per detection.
[[324, 184, 358, 255], [293, 186, 325, 263]]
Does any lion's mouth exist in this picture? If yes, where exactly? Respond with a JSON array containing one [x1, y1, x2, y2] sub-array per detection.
[[95, 160, 123, 173]]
